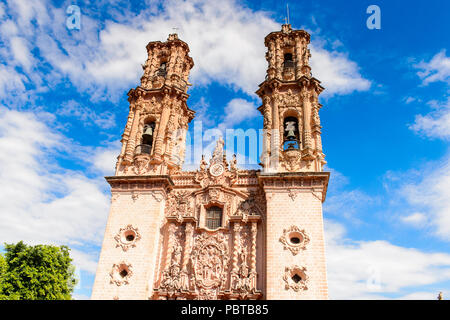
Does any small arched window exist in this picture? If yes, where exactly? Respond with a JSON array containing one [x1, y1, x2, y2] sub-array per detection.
[[206, 206, 222, 229]]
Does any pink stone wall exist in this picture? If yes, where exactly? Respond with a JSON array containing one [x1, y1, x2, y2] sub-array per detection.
[[264, 190, 328, 299], [91, 191, 166, 300]]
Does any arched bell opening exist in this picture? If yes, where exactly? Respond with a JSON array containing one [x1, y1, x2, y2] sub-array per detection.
[[283, 52, 294, 69], [157, 61, 167, 77], [283, 116, 300, 150], [136, 121, 155, 155]]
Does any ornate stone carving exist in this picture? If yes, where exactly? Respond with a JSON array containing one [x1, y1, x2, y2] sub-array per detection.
[[279, 225, 310, 255], [166, 191, 193, 222], [194, 138, 238, 188], [281, 149, 302, 171], [114, 225, 141, 251], [191, 233, 229, 300], [133, 155, 150, 175], [278, 89, 298, 107], [110, 262, 132, 286], [283, 265, 308, 292], [160, 227, 185, 296], [236, 197, 259, 222]]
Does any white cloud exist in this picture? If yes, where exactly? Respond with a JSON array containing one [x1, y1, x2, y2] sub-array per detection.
[[394, 155, 450, 241], [409, 97, 450, 140], [0, 0, 371, 103], [404, 96, 417, 104], [325, 219, 450, 299], [10, 36, 34, 71], [323, 167, 377, 224], [70, 249, 99, 275], [401, 212, 427, 227], [310, 43, 371, 96], [415, 50, 450, 85], [218, 98, 259, 131], [57, 100, 116, 129], [91, 142, 121, 176], [0, 107, 110, 273]]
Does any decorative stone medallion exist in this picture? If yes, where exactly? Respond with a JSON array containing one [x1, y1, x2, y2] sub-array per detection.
[[283, 265, 308, 292], [114, 225, 141, 251], [110, 262, 133, 286], [279, 225, 310, 255]]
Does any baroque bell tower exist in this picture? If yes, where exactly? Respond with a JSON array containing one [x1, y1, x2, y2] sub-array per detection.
[[117, 33, 195, 176], [258, 24, 326, 173], [257, 24, 329, 299], [92, 33, 196, 300]]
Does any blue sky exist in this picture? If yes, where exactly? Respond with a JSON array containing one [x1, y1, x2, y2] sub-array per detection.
[[0, 0, 449, 300]]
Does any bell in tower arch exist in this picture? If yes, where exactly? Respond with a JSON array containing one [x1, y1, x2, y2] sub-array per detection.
[[142, 122, 155, 147], [283, 116, 300, 150]]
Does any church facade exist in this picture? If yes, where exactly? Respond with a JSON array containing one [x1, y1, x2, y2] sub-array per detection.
[[91, 24, 330, 300]]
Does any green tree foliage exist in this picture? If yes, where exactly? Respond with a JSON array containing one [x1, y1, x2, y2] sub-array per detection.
[[0, 241, 77, 300], [0, 253, 8, 299]]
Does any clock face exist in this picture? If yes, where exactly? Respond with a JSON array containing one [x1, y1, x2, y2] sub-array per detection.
[[209, 163, 225, 177]]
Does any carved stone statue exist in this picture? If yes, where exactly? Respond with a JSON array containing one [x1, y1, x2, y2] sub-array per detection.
[[212, 137, 225, 163]]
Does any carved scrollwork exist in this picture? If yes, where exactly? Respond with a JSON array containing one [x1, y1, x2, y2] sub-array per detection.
[[283, 265, 308, 292], [279, 225, 310, 255], [133, 155, 150, 175], [280, 149, 302, 172], [110, 262, 132, 286], [194, 139, 238, 188], [166, 190, 193, 222], [114, 225, 141, 251]]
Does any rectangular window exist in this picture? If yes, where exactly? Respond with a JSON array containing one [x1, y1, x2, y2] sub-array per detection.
[[206, 206, 222, 229]]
